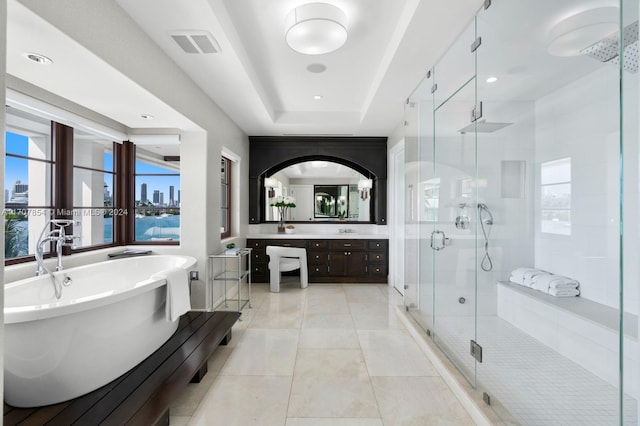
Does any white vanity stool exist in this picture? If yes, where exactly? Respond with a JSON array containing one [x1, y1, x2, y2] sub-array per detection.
[[266, 246, 309, 293]]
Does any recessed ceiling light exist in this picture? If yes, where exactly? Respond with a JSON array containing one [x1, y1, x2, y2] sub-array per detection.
[[307, 63, 327, 73], [313, 95, 323, 100], [25, 53, 52, 64], [486, 76, 498, 83], [140, 114, 154, 120]]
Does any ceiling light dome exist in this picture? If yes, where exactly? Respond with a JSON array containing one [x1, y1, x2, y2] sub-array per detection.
[[285, 3, 348, 55]]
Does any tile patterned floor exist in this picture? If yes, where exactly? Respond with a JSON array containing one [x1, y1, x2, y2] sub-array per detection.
[[169, 281, 475, 425], [412, 312, 638, 425]]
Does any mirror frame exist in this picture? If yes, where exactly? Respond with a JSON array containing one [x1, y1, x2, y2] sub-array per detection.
[[249, 136, 387, 225]]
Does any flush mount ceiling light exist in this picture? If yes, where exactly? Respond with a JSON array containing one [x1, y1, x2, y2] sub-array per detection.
[[547, 7, 618, 57], [486, 76, 498, 83], [25, 53, 52, 64], [285, 3, 348, 55]]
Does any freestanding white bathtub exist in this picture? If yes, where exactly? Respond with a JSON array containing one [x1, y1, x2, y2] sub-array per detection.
[[3, 254, 197, 408]]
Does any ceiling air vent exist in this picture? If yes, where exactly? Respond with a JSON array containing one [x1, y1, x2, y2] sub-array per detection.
[[170, 31, 221, 54]]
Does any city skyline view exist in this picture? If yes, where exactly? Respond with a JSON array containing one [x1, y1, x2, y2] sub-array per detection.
[[5, 131, 180, 207]]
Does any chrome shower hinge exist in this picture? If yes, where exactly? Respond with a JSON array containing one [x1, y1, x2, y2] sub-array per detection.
[[470, 340, 483, 363], [471, 101, 483, 122]]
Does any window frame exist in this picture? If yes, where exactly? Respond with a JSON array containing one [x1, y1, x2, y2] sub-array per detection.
[[4, 123, 55, 264], [131, 148, 181, 245], [221, 156, 231, 239], [540, 157, 571, 236]]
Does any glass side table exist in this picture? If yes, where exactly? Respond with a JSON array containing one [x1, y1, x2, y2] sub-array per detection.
[[209, 248, 252, 314]]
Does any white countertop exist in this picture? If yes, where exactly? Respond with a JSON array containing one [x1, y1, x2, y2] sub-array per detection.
[[246, 233, 388, 240]]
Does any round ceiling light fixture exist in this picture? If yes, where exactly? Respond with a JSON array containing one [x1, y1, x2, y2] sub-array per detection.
[[547, 7, 618, 57], [285, 3, 348, 55], [25, 53, 53, 64]]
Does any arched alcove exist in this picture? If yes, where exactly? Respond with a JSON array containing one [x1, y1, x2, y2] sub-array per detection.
[[249, 136, 387, 224]]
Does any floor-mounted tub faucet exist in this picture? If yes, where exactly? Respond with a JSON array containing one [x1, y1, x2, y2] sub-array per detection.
[[35, 219, 82, 298]]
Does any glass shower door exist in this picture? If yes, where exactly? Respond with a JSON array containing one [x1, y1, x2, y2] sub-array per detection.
[[431, 77, 479, 385]]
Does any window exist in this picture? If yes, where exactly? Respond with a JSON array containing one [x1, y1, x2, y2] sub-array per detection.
[[540, 157, 571, 235], [221, 156, 231, 239], [4, 108, 54, 261], [73, 129, 116, 247], [5, 104, 183, 265], [134, 152, 180, 242]]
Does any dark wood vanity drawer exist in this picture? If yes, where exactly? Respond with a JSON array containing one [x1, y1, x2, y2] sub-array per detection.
[[247, 239, 266, 250], [252, 262, 268, 282], [369, 251, 386, 263], [368, 240, 388, 250], [308, 240, 327, 250], [308, 252, 327, 264], [252, 250, 266, 263], [309, 264, 328, 276], [329, 240, 366, 250], [369, 263, 387, 279]]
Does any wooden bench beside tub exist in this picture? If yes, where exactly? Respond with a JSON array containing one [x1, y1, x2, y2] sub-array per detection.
[[3, 311, 240, 426]]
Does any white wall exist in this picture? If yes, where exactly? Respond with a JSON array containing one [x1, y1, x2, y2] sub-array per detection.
[[534, 65, 635, 313]]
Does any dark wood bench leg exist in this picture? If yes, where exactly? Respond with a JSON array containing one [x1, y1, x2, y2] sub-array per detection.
[[220, 329, 232, 345], [190, 363, 208, 383]]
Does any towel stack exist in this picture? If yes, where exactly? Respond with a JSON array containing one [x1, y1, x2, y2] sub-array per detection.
[[509, 268, 580, 298]]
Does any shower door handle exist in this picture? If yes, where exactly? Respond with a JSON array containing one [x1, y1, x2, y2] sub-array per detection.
[[430, 230, 448, 251]]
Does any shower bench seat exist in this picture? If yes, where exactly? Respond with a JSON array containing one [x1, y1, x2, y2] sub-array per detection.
[[3, 310, 241, 426], [497, 281, 638, 397]]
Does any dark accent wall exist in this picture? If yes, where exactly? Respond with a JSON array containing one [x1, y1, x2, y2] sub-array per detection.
[[249, 136, 387, 225]]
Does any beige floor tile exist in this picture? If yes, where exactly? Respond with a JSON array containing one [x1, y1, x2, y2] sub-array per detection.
[[247, 293, 306, 329], [305, 294, 351, 315], [287, 376, 380, 418], [188, 375, 292, 426], [358, 329, 437, 376], [298, 328, 360, 349], [294, 348, 369, 378], [343, 285, 389, 303], [220, 328, 299, 376], [302, 313, 355, 329], [286, 419, 383, 426], [349, 302, 404, 330], [371, 376, 475, 425], [168, 415, 191, 426]]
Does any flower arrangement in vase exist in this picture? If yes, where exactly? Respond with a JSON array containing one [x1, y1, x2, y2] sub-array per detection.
[[270, 195, 296, 233]]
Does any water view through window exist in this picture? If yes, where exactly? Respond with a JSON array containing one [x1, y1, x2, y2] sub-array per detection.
[[4, 127, 181, 259]]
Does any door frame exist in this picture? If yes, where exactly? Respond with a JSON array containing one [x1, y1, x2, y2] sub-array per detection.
[[388, 141, 405, 295]]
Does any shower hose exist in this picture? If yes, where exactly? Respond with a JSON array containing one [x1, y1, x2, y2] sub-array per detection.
[[479, 205, 493, 272]]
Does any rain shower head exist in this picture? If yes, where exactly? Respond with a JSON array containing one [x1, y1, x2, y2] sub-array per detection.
[[581, 20, 638, 73], [458, 119, 513, 134]]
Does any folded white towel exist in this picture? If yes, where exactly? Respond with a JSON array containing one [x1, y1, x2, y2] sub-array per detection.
[[549, 287, 580, 297], [510, 268, 539, 285], [549, 278, 579, 290], [152, 267, 191, 322]]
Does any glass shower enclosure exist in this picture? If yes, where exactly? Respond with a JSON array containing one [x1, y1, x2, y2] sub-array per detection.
[[404, 0, 639, 424]]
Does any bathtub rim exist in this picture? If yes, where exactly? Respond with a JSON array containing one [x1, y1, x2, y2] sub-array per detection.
[[4, 254, 196, 324]]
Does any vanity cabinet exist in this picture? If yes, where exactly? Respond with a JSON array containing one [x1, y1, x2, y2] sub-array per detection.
[[327, 240, 368, 278], [247, 238, 388, 284]]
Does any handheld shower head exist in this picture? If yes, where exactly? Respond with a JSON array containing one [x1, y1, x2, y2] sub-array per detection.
[[477, 203, 493, 225]]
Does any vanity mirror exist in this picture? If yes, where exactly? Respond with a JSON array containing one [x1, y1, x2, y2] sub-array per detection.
[[263, 162, 370, 222]]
